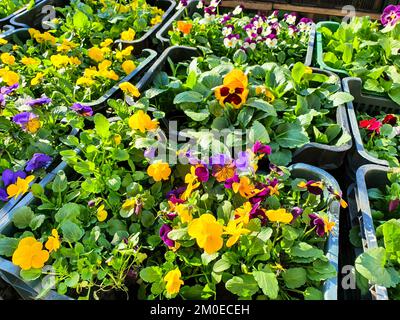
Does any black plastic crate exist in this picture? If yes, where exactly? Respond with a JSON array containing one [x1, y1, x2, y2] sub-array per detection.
[[10, 0, 176, 51]]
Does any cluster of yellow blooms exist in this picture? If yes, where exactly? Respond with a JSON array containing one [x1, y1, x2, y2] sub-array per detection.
[[12, 230, 60, 270]]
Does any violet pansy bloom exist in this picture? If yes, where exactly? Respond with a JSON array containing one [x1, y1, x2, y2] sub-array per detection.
[[252, 141, 272, 155], [309, 213, 325, 237], [70, 103, 93, 117], [159, 224, 175, 247], [12, 112, 40, 133], [291, 207, 303, 221], [381, 5, 400, 27], [224, 173, 239, 189], [1, 169, 26, 188], [221, 13, 232, 24], [25, 153, 52, 172], [195, 165, 209, 182], [0, 189, 8, 202], [1, 83, 19, 95], [26, 97, 52, 107], [249, 202, 267, 225], [389, 199, 400, 212]]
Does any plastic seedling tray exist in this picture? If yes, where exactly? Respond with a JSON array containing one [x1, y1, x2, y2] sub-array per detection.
[[0, 0, 42, 28], [4, 28, 158, 112], [155, 0, 316, 66], [0, 162, 341, 300], [343, 77, 399, 179], [353, 164, 391, 300], [10, 0, 176, 51], [135, 45, 352, 170]]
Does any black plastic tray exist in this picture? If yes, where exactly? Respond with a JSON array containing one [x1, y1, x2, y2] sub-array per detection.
[[135, 45, 352, 170], [343, 77, 399, 179], [0, 0, 41, 28], [0, 162, 341, 300], [4, 28, 158, 112], [352, 164, 391, 300], [10, 0, 176, 51], [155, 0, 316, 67]]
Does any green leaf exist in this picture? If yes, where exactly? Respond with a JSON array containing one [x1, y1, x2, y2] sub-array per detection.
[[12, 206, 35, 229], [29, 215, 46, 231], [290, 242, 324, 259], [225, 275, 259, 298], [233, 49, 247, 65], [201, 252, 219, 265], [73, 10, 90, 30], [167, 227, 188, 240], [250, 121, 270, 144], [269, 149, 292, 166], [94, 113, 110, 138], [355, 247, 400, 288], [213, 259, 231, 273], [20, 268, 42, 281], [52, 171, 67, 193], [275, 123, 309, 148], [0, 237, 19, 257], [140, 266, 162, 283], [282, 268, 307, 289], [291, 62, 307, 83], [106, 175, 121, 192], [173, 91, 203, 104], [328, 92, 354, 107], [245, 99, 277, 117], [65, 272, 80, 288], [303, 287, 323, 300], [382, 219, 400, 260], [113, 149, 130, 161], [55, 203, 81, 223], [389, 85, 400, 105], [60, 221, 84, 243], [253, 270, 279, 299], [184, 109, 210, 122]]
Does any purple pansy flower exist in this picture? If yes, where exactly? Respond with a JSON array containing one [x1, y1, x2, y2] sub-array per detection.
[[209, 153, 231, 166], [291, 207, 303, 222], [144, 147, 157, 160], [389, 199, 400, 212], [299, 180, 324, 195], [0, 188, 8, 202], [0, 83, 19, 95], [221, 13, 232, 24], [167, 187, 186, 204], [26, 97, 52, 107], [25, 153, 52, 172], [160, 224, 175, 247], [12, 112, 39, 131], [252, 141, 272, 155], [166, 212, 178, 221], [2, 169, 26, 187], [70, 103, 93, 117], [224, 174, 240, 189], [0, 94, 4, 107], [249, 202, 267, 225], [195, 165, 209, 182], [381, 5, 400, 27], [235, 151, 252, 173], [309, 213, 325, 237]]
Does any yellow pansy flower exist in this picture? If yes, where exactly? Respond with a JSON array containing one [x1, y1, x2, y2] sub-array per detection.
[[122, 198, 136, 211], [88, 47, 104, 62], [120, 28, 136, 41], [119, 82, 140, 97], [1, 53, 15, 65], [100, 38, 113, 47], [12, 237, 49, 271], [122, 60, 136, 75], [234, 202, 252, 225], [266, 208, 293, 224], [128, 110, 158, 133], [113, 134, 122, 145], [21, 57, 39, 66], [7, 176, 35, 200], [45, 229, 60, 253], [151, 15, 162, 25], [174, 203, 192, 223], [147, 161, 171, 182], [0, 38, 8, 45], [188, 214, 223, 254], [97, 204, 108, 222], [223, 220, 250, 247], [0, 69, 19, 86], [50, 54, 70, 68], [164, 269, 184, 295]]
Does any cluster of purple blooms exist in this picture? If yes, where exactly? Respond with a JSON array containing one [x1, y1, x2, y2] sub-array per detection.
[[381, 5, 400, 27], [0, 153, 52, 202]]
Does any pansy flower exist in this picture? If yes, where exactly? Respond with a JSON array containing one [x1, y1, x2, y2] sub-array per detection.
[[177, 21, 193, 35], [249, 202, 268, 225], [232, 176, 260, 198], [6, 175, 35, 200], [195, 165, 209, 182], [266, 208, 293, 224], [389, 199, 400, 212], [25, 97, 52, 107], [177, 0, 188, 10], [222, 24, 234, 37], [327, 186, 348, 208], [381, 5, 400, 27], [383, 114, 397, 126], [164, 269, 184, 295], [215, 69, 249, 109], [265, 34, 278, 48], [12, 112, 41, 133], [359, 118, 382, 133], [223, 220, 250, 247], [160, 224, 175, 247], [220, 14, 232, 24], [309, 213, 335, 237], [70, 103, 94, 117], [25, 153, 52, 172], [291, 207, 303, 222], [188, 214, 223, 254], [223, 34, 240, 48], [284, 12, 298, 25], [298, 180, 324, 195]]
